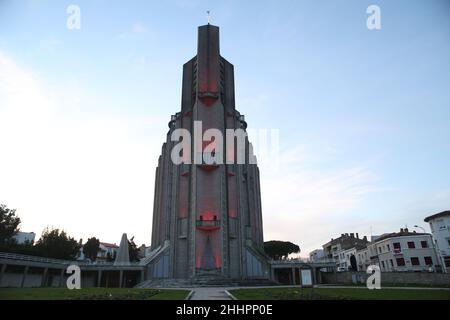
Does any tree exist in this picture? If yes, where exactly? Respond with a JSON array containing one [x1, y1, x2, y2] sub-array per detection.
[[83, 237, 100, 261], [34, 228, 81, 260], [128, 237, 140, 262], [264, 240, 300, 260], [0, 204, 21, 246]]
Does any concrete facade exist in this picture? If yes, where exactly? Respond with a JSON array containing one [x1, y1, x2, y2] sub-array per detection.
[[322, 233, 369, 271], [148, 24, 269, 281], [369, 229, 441, 272], [321, 270, 450, 286], [425, 211, 450, 272], [0, 252, 144, 288]]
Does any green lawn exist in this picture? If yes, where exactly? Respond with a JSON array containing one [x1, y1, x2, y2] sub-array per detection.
[[229, 287, 450, 300], [0, 288, 190, 300]]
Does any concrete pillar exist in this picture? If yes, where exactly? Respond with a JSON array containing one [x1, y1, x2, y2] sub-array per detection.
[[119, 270, 123, 288], [311, 267, 316, 285], [59, 268, 65, 287], [97, 270, 102, 287], [41, 268, 48, 287], [21, 266, 29, 288], [291, 267, 296, 285], [316, 268, 322, 284], [140, 269, 145, 283], [0, 264, 7, 286]]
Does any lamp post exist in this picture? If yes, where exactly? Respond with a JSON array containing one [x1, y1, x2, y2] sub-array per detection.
[[413, 225, 426, 233], [414, 225, 445, 273]]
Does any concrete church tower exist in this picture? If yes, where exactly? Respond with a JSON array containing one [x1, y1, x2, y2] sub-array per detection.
[[147, 24, 269, 281]]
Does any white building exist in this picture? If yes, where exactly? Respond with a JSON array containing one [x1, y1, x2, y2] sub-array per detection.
[[77, 242, 119, 262], [322, 233, 369, 271], [371, 228, 440, 272], [12, 231, 35, 244], [339, 247, 357, 271], [97, 242, 119, 261], [356, 247, 370, 271], [309, 249, 325, 262], [425, 210, 450, 272]]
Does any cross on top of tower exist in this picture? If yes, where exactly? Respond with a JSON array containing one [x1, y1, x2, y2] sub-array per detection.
[[206, 10, 211, 24]]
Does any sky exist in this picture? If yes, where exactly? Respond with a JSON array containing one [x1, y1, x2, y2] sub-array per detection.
[[0, 0, 449, 257]]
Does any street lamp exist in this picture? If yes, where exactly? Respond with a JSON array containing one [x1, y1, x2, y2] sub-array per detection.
[[413, 225, 426, 233]]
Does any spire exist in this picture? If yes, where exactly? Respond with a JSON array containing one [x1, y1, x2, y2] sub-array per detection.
[[197, 24, 220, 105]]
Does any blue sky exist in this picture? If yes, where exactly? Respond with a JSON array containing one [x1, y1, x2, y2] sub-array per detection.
[[0, 0, 449, 255]]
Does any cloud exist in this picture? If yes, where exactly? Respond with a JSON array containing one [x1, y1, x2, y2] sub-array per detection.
[[132, 22, 147, 34], [0, 50, 164, 246], [118, 22, 154, 40], [260, 145, 379, 256], [38, 36, 61, 54]]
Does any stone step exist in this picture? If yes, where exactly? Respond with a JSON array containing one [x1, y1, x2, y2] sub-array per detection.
[[135, 277, 277, 288]]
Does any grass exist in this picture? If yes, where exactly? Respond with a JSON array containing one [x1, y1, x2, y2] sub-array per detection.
[[229, 287, 450, 300], [0, 288, 190, 300], [319, 282, 450, 288]]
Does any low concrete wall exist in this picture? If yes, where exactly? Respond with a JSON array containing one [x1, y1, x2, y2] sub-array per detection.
[[321, 271, 450, 286]]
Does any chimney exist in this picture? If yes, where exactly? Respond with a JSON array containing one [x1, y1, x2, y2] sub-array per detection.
[[363, 236, 367, 241], [404, 227, 409, 233], [350, 233, 354, 238], [356, 233, 359, 239], [400, 228, 404, 233]]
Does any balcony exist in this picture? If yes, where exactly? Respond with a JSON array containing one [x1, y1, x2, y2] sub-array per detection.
[[196, 214, 220, 231]]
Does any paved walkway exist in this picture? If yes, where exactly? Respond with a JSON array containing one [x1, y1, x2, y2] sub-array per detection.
[[188, 287, 232, 300], [187, 285, 450, 300]]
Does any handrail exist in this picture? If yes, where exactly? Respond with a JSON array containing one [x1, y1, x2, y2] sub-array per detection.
[[0, 252, 141, 266]]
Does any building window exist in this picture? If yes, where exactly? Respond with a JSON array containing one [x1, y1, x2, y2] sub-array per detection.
[[407, 242, 415, 249], [396, 258, 406, 266], [381, 261, 385, 268], [393, 242, 401, 250], [447, 238, 450, 247], [424, 256, 433, 266], [390, 259, 394, 267], [411, 257, 420, 266], [387, 244, 390, 251], [421, 241, 428, 248], [378, 247, 382, 253]]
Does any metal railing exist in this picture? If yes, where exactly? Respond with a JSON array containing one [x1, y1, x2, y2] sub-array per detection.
[[0, 252, 140, 266], [0, 252, 75, 265]]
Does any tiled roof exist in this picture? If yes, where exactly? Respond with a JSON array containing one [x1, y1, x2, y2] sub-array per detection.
[[100, 242, 119, 248]]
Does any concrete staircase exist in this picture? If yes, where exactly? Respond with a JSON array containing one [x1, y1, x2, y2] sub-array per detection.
[[135, 274, 277, 288]]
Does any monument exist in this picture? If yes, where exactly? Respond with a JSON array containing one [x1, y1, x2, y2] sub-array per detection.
[[114, 233, 130, 266], [147, 24, 269, 281]]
